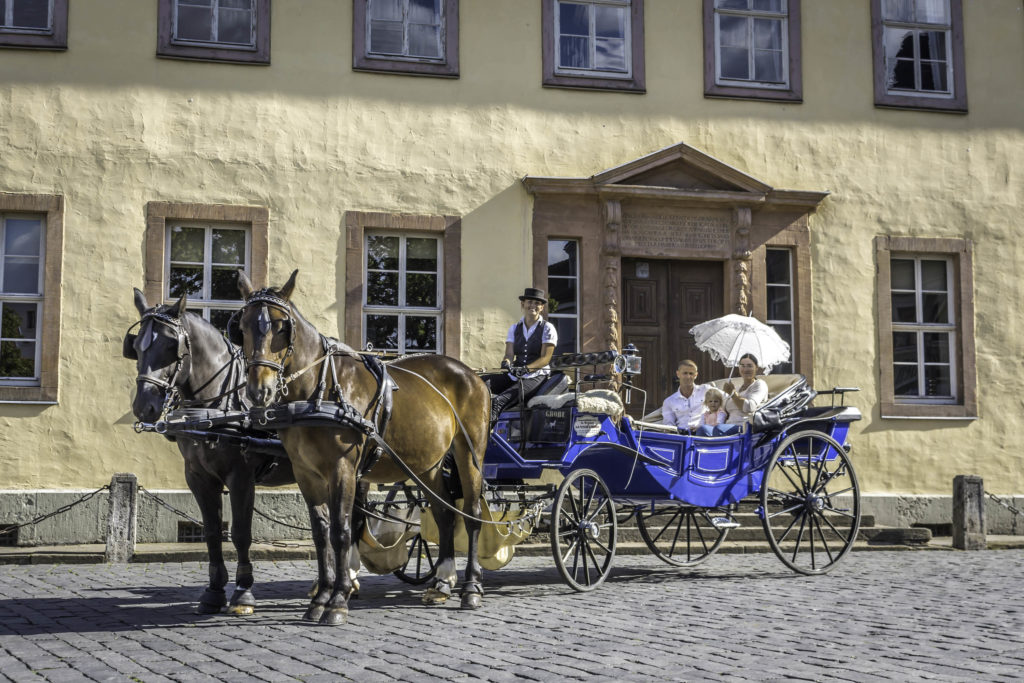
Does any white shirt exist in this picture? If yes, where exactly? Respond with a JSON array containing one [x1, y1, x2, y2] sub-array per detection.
[[724, 379, 769, 424], [661, 384, 709, 430], [505, 317, 558, 380]]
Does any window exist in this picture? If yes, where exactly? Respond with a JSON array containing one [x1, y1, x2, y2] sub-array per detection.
[[703, 0, 801, 102], [875, 237, 976, 419], [547, 239, 579, 356], [363, 234, 442, 354], [166, 223, 250, 331], [542, 0, 645, 93], [0, 193, 63, 404], [145, 202, 269, 332], [871, 0, 966, 112], [353, 0, 459, 78], [345, 212, 461, 358], [765, 248, 793, 374], [0, 0, 68, 50], [157, 0, 271, 65]]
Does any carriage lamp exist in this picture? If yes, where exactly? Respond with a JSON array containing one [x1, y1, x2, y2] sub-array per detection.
[[613, 344, 642, 375]]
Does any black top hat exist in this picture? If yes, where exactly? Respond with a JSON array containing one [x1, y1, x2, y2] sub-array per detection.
[[519, 287, 547, 303]]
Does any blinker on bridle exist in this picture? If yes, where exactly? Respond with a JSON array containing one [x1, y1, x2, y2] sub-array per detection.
[[237, 289, 296, 396], [123, 310, 192, 393]]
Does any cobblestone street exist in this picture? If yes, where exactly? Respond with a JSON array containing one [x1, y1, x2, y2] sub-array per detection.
[[1, 550, 1022, 681]]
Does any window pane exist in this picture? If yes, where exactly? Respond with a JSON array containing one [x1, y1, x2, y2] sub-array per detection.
[[720, 47, 749, 79], [366, 314, 399, 351], [890, 259, 915, 290], [595, 6, 624, 38], [408, 23, 441, 57], [894, 364, 918, 396], [885, 27, 915, 59], [11, 0, 49, 29], [559, 2, 589, 36], [921, 293, 948, 324], [548, 278, 577, 316], [217, 8, 252, 45], [920, 60, 948, 92], [2, 258, 39, 294], [924, 365, 951, 397], [370, 0, 402, 21], [370, 21, 404, 53], [753, 18, 781, 50], [405, 273, 437, 307], [765, 249, 790, 284], [169, 266, 203, 298], [923, 332, 950, 363], [754, 49, 782, 82], [212, 229, 246, 265], [916, 0, 949, 24], [405, 315, 437, 351], [891, 292, 917, 323], [170, 227, 205, 262], [918, 31, 947, 60], [406, 238, 437, 272], [4, 219, 42, 256], [366, 236, 399, 270], [408, 0, 440, 24], [893, 331, 917, 363], [719, 15, 748, 48], [177, 6, 214, 41], [552, 317, 577, 356], [752, 0, 784, 11], [209, 308, 234, 332], [210, 266, 241, 300], [595, 37, 625, 71], [548, 240, 577, 276], [1, 302, 36, 339], [716, 0, 750, 9], [890, 59, 916, 89], [767, 287, 791, 321], [920, 260, 947, 291], [221, 0, 252, 9], [367, 271, 399, 306], [883, 0, 914, 21], [0, 340, 35, 378], [559, 35, 589, 68]]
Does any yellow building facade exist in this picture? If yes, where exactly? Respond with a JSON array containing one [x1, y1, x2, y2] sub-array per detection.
[[1, 0, 1022, 541]]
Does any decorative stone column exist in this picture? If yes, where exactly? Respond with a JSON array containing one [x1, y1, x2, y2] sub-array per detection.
[[732, 207, 752, 315], [602, 199, 622, 352]]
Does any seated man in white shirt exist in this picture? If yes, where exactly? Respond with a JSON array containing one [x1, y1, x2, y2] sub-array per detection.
[[661, 360, 708, 433]]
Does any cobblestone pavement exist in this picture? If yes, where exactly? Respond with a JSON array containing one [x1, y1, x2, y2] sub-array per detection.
[[1, 551, 1022, 682]]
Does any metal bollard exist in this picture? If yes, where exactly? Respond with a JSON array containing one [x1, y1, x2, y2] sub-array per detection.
[[105, 473, 138, 562], [952, 475, 986, 550]]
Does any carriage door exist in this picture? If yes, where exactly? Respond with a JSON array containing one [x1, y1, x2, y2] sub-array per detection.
[[621, 259, 724, 417]]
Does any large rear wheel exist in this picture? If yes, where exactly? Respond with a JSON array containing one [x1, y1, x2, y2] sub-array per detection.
[[637, 505, 730, 567], [549, 469, 617, 592], [760, 430, 861, 575]]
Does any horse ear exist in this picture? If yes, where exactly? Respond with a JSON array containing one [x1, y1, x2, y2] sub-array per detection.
[[238, 269, 255, 299], [133, 287, 149, 316], [168, 292, 187, 319], [279, 269, 299, 300]]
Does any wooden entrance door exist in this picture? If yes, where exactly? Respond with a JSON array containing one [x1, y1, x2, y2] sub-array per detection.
[[621, 259, 724, 417]]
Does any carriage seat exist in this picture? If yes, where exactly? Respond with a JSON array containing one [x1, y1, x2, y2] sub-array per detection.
[[639, 374, 806, 423], [500, 371, 568, 413], [528, 388, 625, 421]]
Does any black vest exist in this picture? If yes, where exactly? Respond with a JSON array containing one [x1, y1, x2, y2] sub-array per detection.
[[512, 320, 545, 368]]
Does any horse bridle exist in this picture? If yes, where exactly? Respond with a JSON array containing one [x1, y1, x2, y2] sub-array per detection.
[[229, 289, 295, 398], [123, 310, 193, 412]]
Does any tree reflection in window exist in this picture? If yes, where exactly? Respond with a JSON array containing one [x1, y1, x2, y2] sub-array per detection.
[[167, 224, 248, 332], [363, 233, 441, 353]]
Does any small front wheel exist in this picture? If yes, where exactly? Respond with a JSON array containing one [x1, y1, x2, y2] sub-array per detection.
[[381, 484, 438, 585], [760, 430, 861, 575], [637, 505, 730, 567], [549, 469, 617, 592]]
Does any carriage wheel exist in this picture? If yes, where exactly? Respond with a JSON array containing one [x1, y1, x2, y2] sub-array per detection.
[[637, 505, 729, 567], [760, 430, 861, 575], [549, 469, 617, 592], [381, 484, 439, 585]]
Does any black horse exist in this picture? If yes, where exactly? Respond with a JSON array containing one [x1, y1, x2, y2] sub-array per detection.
[[125, 288, 322, 615]]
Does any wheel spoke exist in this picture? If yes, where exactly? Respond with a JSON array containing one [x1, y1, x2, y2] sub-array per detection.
[[774, 508, 804, 544], [789, 513, 809, 563], [811, 513, 837, 564], [651, 509, 682, 545]]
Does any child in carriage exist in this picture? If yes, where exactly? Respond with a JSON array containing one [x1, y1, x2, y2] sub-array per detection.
[[696, 388, 730, 435]]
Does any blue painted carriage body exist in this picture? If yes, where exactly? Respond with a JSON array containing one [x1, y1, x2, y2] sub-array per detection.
[[484, 400, 856, 508]]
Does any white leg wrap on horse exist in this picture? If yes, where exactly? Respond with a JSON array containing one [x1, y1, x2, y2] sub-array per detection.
[[436, 558, 457, 585]]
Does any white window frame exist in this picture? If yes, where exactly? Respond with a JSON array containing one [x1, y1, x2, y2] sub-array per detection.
[[713, 0, 789, 90], [765, 247, 793, 374], [164, 222, 251, 326], [881, 0, 954, 99], [362, 232, 443, 354], [0, 213, 45, 385], [1, 0, 53, 33], [366, 0, 445, 63], [173, 0, 256, 51], [890, 255, 957, 404], [547, 238, 580, 355], [554, 0, 633, 79]]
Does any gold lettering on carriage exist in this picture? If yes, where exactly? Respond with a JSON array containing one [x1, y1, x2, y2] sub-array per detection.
[[621, 214, 731, 253]]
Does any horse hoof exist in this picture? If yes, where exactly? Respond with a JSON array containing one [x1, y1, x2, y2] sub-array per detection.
[[196, 588, 226, 614], [226, 604, 255, 616], [303, 605, 326, 622], [319, 608, 348, 626], [195, 602, 223, 615], [421, 588, 450, 606], [460, 592, 483, 610]]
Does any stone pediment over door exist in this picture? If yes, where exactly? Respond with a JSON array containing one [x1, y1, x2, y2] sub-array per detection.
[[523, 142, 828, 375]]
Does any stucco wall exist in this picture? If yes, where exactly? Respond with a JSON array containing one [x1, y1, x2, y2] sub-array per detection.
[[0, 1, 1022, 495]]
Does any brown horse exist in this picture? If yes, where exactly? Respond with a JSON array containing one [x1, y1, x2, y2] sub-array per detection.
[[233, 270, 490, 625]]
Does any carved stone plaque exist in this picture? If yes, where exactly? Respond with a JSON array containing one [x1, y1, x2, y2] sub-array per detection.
[[620, 211, 731, 255]]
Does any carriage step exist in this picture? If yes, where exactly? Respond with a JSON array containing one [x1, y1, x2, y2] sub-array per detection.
[[711, 517, 740, 530]]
